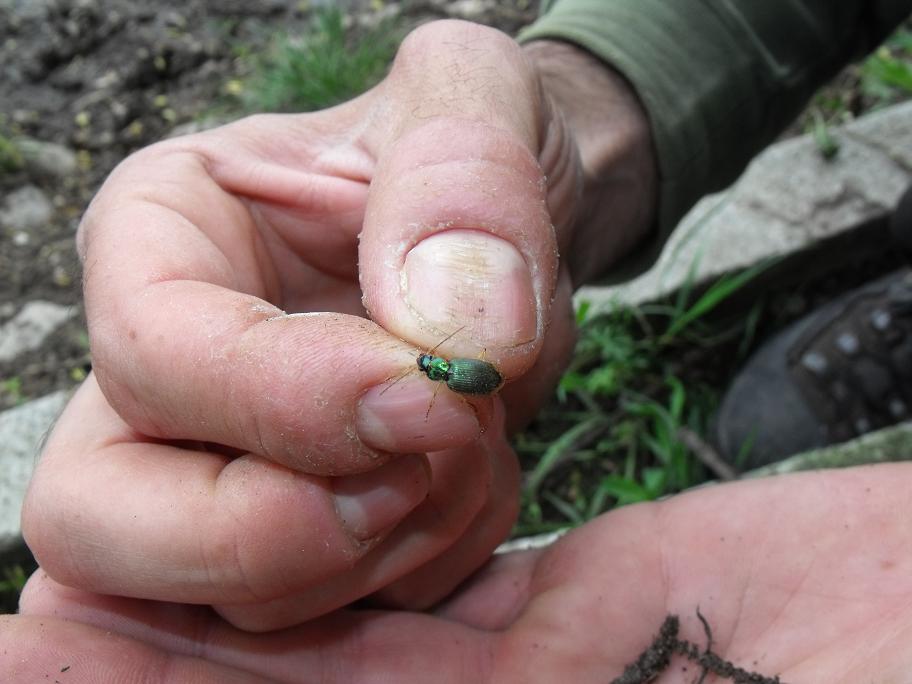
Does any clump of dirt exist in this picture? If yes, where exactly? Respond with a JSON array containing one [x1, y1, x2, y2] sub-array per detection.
[[611, 612, 783, 684]]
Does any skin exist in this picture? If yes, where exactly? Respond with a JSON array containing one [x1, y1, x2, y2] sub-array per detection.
[[15, 16, 900, 684], [7, 464, 912, 682]]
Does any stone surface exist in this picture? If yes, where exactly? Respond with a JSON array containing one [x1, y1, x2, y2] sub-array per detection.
[[0, 184, 54, 233], [0, 301, 78, 363], [0, 390, 70, 554], [744, 422, 912, 479], [579, 101, 912, 313], [17, 137, 78, 180]]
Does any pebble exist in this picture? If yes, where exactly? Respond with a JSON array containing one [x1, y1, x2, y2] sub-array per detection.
[[0, 185, 54, 233], [0, 301, 78, 364], [17, 138, 79, 180], [0, 390, 72, 555]]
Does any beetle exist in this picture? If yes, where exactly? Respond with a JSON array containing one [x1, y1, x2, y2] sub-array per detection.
[[416, 352, 503, 395], [381, 328, 503, 418]]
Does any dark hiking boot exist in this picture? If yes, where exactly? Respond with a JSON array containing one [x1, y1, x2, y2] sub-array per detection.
[[714, 187, 912, 469]]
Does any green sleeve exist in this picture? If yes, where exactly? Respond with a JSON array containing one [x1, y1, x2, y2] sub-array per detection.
[[519, 0, 912, 279]]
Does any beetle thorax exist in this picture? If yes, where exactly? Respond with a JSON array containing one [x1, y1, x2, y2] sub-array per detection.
[[418, 354, 450, 382]]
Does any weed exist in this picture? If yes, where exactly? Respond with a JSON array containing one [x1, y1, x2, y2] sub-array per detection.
[[0, 132, 23, 173], [0, 377, 24, 405], [799, 25, 912, 144], [0, 564, 29, 614], [861, 30, 912, 105], [515, 261, 772, 536], [236, 7, 402, 113]]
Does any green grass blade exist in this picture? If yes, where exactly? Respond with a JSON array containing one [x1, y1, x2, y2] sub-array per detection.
[[663, 258, 777, 341]]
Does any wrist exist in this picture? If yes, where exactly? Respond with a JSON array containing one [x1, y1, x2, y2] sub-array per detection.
[[524, 39, 658, 284]]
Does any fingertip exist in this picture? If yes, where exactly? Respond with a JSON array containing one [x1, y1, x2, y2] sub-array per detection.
[[356, 376, 482, 453], [332, 453, 431, 542]]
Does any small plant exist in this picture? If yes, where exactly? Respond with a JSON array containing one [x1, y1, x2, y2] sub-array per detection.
[[0, 377, 24, 406], [0, 564, 29, 614], [514, 260, 773, 536], [238, 7, 402, 113], [861, 30, 912, 105], [0, 132, 23, 173]]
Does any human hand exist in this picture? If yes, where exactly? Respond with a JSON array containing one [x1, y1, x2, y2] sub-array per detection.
[[10, 464, 911, 682], [22, 20, 656, 631]]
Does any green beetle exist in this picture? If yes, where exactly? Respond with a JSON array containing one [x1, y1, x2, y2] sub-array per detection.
[[416, 353, 503, 395], [381, 328, 503, 418]]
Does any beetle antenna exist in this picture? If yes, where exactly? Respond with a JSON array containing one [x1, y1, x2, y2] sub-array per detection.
[[379, 366, 416, 396], [427, 325, 466, 356]]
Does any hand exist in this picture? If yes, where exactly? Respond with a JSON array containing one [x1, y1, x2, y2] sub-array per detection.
[[22, 20, 657, 631], [9, 464, 912, 682]]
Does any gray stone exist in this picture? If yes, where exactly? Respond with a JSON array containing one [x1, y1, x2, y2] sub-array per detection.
[[579, 101, 912, 313], [743, 421, 912, 478], [0, 185, 54, 233], [0, 390, 70, 554], [0, 301, 78, 363], [17, 138, 79, 180], [0, 0, 57, 21]]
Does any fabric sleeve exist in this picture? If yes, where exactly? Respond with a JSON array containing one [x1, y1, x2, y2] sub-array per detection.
[[518, 0, 912, 279]]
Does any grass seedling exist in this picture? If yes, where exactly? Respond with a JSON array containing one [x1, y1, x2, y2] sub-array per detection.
[[0, 564, 29, 614], [237, 7, 402, 113], [0, 131, 22, 173]]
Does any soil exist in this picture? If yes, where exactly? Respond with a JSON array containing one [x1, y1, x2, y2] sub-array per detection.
[[610, 613, 783, 684], [0, 0, 537, 410]]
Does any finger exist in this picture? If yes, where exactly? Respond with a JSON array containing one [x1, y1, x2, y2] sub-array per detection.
[[93, 287, 484, 472], [430, 547, 544, 631], [359, 21, 560, 375], [18, 572, 493, 684], [370, 402, 522, 610], [213, 408, 512, 630], [23, 376, 434, 605]]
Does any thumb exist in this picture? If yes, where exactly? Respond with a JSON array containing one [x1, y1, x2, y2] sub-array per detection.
[[358, 21, 560, 378]]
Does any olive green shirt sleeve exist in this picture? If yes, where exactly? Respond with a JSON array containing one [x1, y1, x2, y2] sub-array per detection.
[[519, 0, 912, 280]]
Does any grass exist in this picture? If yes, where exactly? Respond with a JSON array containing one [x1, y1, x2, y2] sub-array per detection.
[[232, 7, 403, 113], [0, 377, 24, 406], [514, 260, 775, 536], [0, 131, 23, 173], [0, 564, 31, 614], [801, 25, 912, 157]]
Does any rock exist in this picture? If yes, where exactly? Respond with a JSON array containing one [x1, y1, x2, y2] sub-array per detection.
[[0, 0, 58, 22], [0, 301, 78, 364], [16, 138, 78, 180], [579, 101, 912, 312], [743, 422, 912, 478], [0, 185, 54, 232], [0, 390, 71, 555]]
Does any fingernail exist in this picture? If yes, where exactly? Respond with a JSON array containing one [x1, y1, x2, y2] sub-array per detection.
[[356, 377, 481, 453], [333, 454, 430, 541], [404, 229, 536, 346]]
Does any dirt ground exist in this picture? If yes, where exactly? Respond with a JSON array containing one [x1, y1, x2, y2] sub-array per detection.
[[0, 0, 536, 409]]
